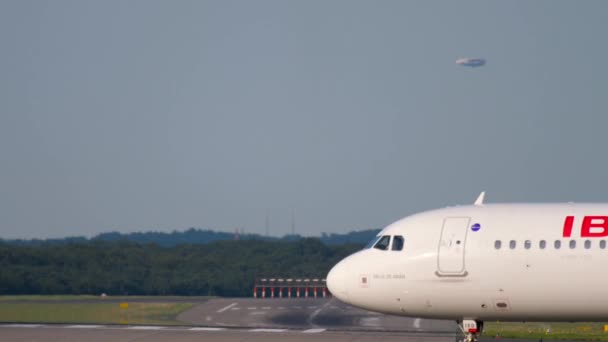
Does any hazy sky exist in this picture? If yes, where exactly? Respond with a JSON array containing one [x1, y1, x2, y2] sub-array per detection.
[[2, 1, 608, 239]]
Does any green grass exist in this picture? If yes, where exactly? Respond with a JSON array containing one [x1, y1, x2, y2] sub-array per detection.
[[0, 295, 100, 301], [0, 300, 199, 325], [484, 322, 608, 341], [0, 295, 212, 302]]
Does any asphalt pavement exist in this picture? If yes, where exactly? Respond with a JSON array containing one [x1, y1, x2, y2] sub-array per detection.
[[177, 297, 457, 332]]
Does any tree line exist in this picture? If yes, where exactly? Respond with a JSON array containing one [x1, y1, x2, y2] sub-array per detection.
[[0, 238, 362, 296], [3, 228, 380, 247]]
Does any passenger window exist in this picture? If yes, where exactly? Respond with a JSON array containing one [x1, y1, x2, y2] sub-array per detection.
[[554, 240, 561, 249], [585, 240, 591, 249], [601, 240, 607, 249], [569, 240, 576, 249], [524, 240, 531, 249], [509, 240, 516, 249], [494, 240, 501, 249], [539, 240, 546, 249], [392, 236, 404, 251], [373, 235, 391, 251]]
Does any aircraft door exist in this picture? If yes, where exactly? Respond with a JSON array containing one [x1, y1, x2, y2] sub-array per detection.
[[436, 217, 470, 276]]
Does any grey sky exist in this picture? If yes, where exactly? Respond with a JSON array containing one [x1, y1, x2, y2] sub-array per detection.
[[1, 1, 607, 239]]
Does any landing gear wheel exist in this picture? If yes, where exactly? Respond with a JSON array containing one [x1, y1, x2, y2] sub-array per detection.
[[456, 320, 483, 342]]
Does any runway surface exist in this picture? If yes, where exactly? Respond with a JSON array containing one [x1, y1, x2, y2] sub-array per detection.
[[0, 298, 585, 341], [178, 297, 457, 332], [0, 324, 582, 342], [0, 324, 457, 342], [0, 298, 579, 342]]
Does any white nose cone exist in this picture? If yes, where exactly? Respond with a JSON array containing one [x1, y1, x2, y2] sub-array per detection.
[[326, 260, 350, 304]]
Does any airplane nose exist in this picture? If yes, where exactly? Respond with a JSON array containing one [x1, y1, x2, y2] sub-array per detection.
[[326, 259, 350, 304]]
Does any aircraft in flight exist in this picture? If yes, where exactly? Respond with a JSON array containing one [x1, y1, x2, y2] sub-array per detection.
[[456, 58, 486, 67], [327, 192, 608, 342]]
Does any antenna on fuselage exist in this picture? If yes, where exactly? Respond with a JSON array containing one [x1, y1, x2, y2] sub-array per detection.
[[474, 191, 486, 206]]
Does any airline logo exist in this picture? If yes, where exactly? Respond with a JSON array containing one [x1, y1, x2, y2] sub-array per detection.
[[563, 216, 608, 237]]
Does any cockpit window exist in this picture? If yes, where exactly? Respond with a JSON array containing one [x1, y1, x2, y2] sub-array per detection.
[[365, 236, 382, 249], [392, 235, 404, 251], [373, 235, 391, 251]]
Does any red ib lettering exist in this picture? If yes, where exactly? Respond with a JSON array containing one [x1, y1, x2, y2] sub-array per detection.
[[581, 216, 608, 237], [563, 216, 574, 237]]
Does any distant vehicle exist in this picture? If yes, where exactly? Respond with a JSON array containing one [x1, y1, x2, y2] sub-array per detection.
[[456, 58, 486, 67]]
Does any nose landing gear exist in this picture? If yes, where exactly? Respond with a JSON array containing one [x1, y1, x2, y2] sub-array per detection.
[[457, 320, 483, 342]]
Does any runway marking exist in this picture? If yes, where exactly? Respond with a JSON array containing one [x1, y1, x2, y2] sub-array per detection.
[[230, 307, 240, 311], [249, 328, 287, 332], [360, 317, 380, 327], [247, 307, 257, 310], [216, 302, 238, 313], [261, 306, 271, 310], [3, 324, 44, 328], [0, 323, 459, 336], [307, 299, 332, 328], [293, 306, 302, 309], [278, 306, 286, 309], [308, 306, 318, 309], [189, 327, 226, 331], [250, 311, 266, 315], [66, 325, 102, 329], [215, 322, 237, 327], [414, 318, 421, 329]]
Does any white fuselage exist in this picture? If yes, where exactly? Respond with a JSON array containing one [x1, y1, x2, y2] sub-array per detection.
[[326, 203, 608, 322]]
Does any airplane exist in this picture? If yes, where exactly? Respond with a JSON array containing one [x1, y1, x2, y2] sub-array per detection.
[[326, 192, 608, 342], [456, 58, 486, 67]]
